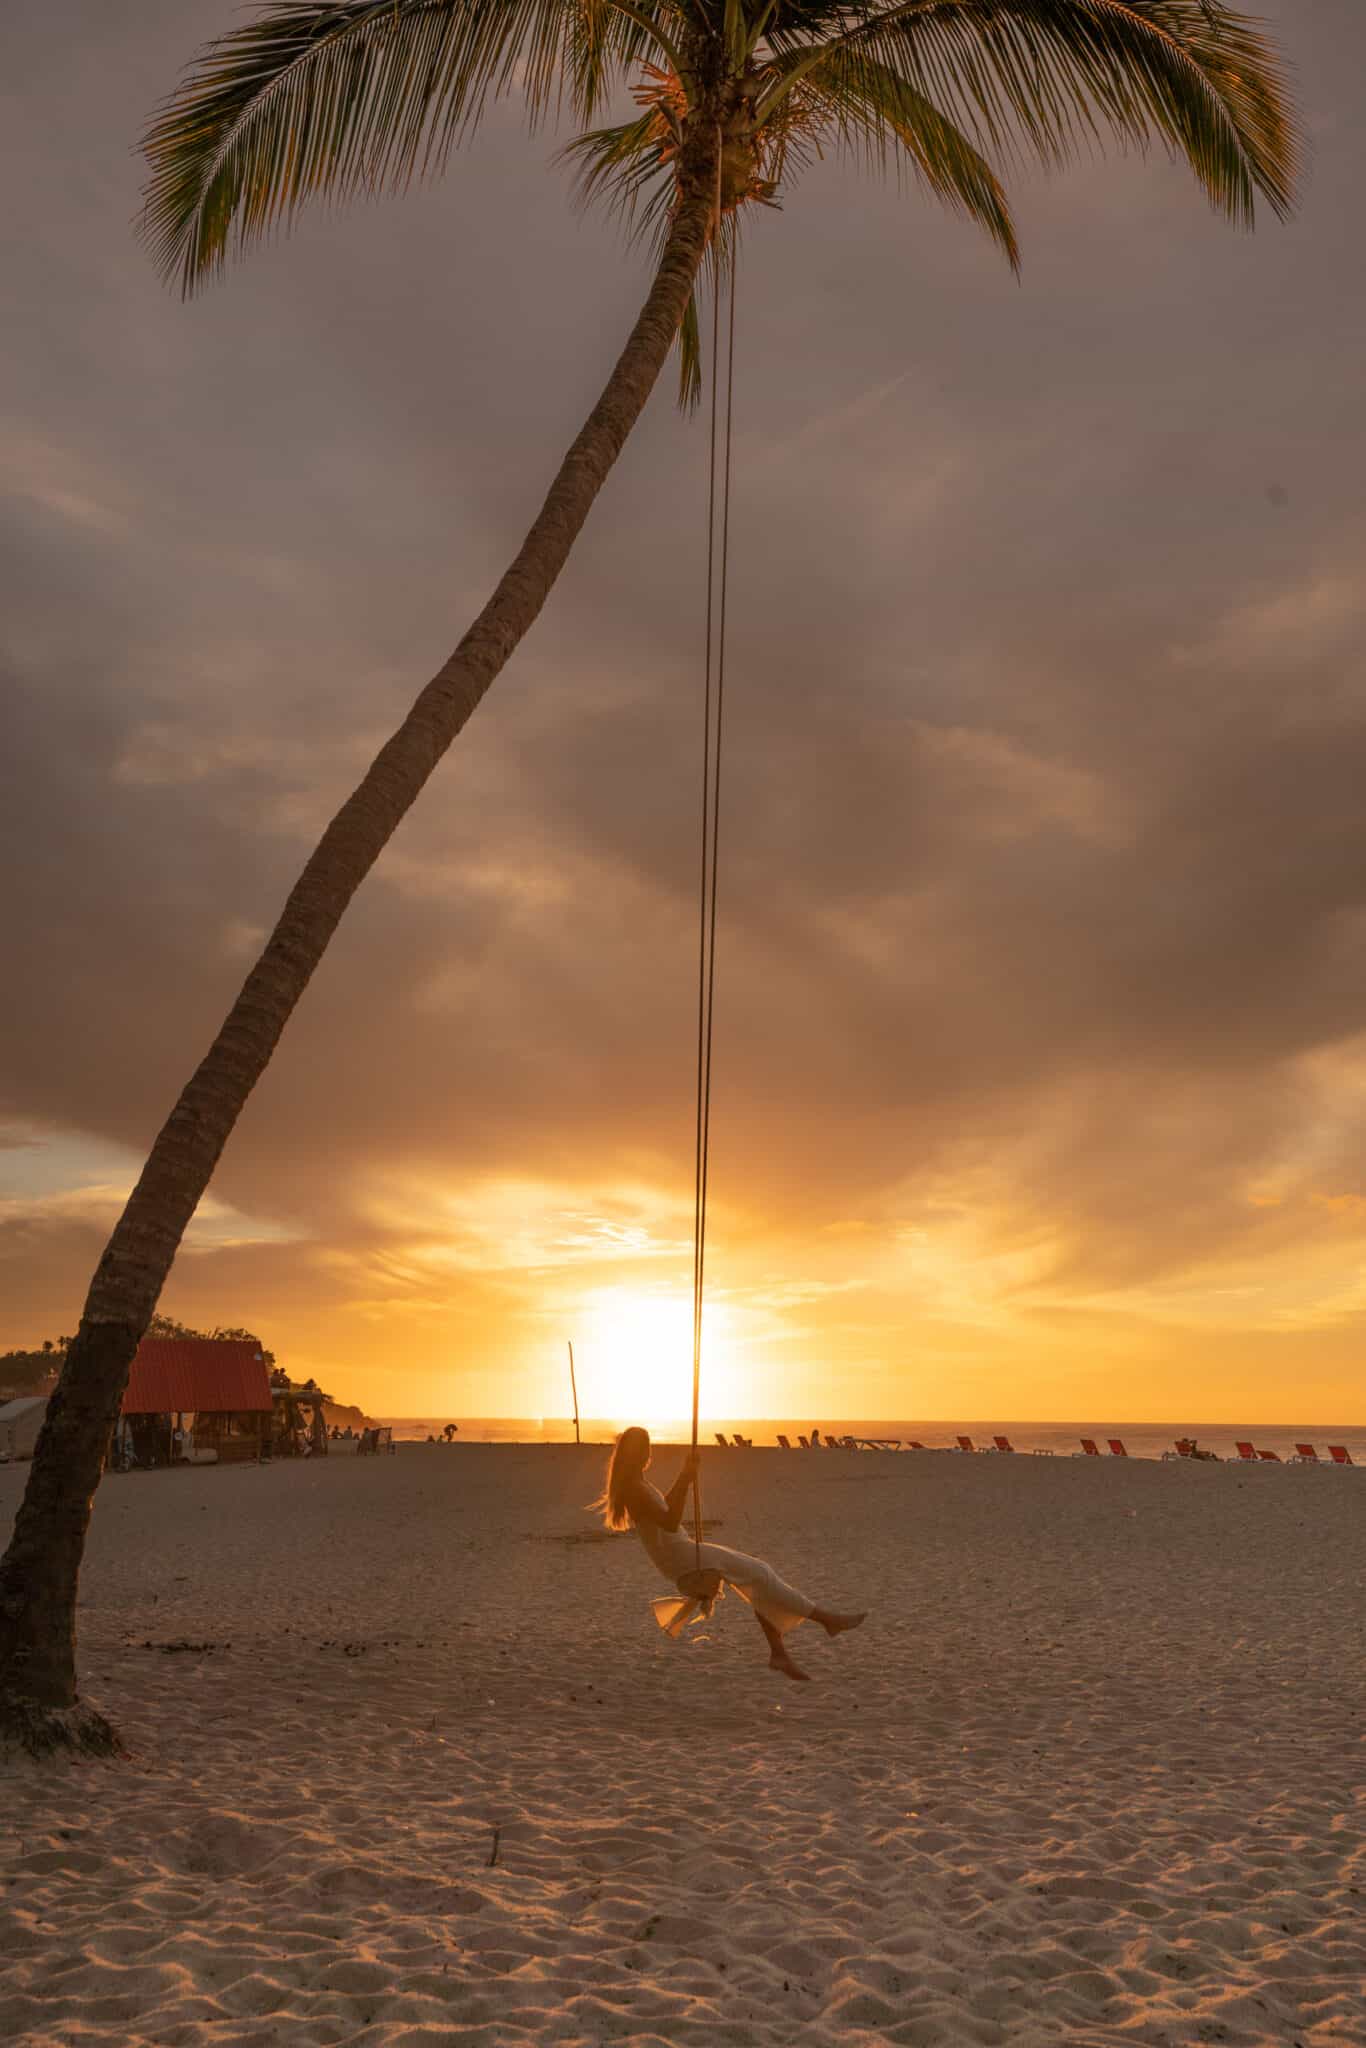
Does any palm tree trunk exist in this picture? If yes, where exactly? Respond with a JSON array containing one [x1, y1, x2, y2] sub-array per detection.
[[0, 139, 720, 1751]]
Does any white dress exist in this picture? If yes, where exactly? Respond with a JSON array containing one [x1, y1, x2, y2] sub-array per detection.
[[633, 1480, 815, 1638]]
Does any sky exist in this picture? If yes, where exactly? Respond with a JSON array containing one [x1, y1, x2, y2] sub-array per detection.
[[4, 3, 1365, 1428]]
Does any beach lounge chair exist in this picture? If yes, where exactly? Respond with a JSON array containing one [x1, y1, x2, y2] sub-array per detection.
[[1234, 1442, 1258, 1461], [839, 1435, 858, 1450], [731, 1434, 753, 1448], [1107, 1439, 1129, 1457], [993, 1435, 1016, 1454], [1257, 1449, 1281, 1461], [1077, 1439, 1101, 1457], [956, 1435, 977, 1454], [776, 1434, 792, 1450], [714, 1433, 729, 1448], [905, 1440, 926, 1450], [1289, 1444, 1320, 1464], [798, 1435, 811, 1449], [1328, 1445, 1355, 1466]]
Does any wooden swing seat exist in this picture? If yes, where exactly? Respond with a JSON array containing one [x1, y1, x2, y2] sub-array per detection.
[[676, 1565, 723, 1601]]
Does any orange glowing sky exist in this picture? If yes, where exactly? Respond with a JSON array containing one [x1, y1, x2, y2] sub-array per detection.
[[4, 2, 1366, 1428]]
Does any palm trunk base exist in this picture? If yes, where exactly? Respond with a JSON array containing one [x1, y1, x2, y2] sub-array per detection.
[[0, 1692, 122, 1758], [0, 1317, 140, 1732]]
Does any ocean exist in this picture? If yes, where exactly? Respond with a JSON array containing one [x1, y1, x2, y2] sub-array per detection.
[[374, 1416, 1366, 1463]]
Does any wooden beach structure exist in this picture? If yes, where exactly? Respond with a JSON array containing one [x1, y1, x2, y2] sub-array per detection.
[[118, 1337, 273, 1467], [269, 1372, 334, 1458]]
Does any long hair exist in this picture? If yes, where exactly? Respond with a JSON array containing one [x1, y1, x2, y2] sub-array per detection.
[[592, 1426, 650, 1530]]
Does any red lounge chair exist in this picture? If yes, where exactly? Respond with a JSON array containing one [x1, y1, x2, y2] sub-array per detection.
[[956, 1435, 976, 1454], [1328, 1445, 1355, 1466], [1289, 1444, 1320, 1464], [1257, 1449, 1281, 1461], [731, 1434, 753, 1448], [993, 1435, 1016, 1454], [1107, 1439, 1129, 1457], [798, 1435, 811, 1449], [1078, 1439, 1101, 1457], [776, 1434, 792, 1450], [1234, 1442, 1258, 1461], [906, 1440, 926, 1450], [714, 1434, 729, 1448]]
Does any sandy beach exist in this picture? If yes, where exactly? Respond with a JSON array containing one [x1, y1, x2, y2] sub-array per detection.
[[3, 1444, 1363, 2046]]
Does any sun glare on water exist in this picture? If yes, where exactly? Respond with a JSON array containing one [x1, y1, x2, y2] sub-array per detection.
[[574, 1288, 742, 1433]]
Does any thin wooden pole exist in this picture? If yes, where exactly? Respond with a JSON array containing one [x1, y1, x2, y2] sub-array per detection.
[[567, 1341, 580, 1445]]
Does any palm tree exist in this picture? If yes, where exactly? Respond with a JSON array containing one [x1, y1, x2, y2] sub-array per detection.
[[0, 0, 1298, 1751]]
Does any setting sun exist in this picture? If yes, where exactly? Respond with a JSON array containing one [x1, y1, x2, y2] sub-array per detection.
[[572, 1288, 742, 1430]]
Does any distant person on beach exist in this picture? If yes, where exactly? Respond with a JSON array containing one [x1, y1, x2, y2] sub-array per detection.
[[594, 1427, 865, 1682]]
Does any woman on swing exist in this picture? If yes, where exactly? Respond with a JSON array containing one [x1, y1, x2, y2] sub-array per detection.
[[595, 1427, 865, 1681]]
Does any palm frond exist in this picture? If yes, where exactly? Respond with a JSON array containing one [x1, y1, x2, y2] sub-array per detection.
[[795, 50, 1019, 265], [140, 0, 686, 293], [560, 62, 684, 240], [761, 0, 1301, 226], [676, 286, 705, 406]]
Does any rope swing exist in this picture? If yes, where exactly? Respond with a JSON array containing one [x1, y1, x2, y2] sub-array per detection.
[[680, 183, 739, 1606]]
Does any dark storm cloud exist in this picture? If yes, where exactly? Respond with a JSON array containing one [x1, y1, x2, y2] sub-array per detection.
[[4, 0, 1365, 1347]]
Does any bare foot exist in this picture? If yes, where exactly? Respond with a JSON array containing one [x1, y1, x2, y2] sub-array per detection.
[[816, 1610, 866, 1638], [770, 1651, 811, 1682]]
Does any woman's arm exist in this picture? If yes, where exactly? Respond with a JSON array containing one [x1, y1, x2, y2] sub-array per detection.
[[661, 1455, 697, 1530], [626, 1452, 698, 1531]]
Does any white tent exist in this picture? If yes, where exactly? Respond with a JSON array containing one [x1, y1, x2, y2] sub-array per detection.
[[0, 1395, 48, 1461]]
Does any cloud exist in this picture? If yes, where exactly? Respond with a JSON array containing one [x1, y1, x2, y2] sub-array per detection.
[[352, 1174, 695, 1277], [4, 1, 1366, 1421], [0, 1124, 296, 1251]]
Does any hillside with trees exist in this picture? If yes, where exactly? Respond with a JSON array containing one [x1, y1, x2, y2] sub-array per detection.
[[0, 1338, 69, 1401], [2, 1317, 370, 1426]]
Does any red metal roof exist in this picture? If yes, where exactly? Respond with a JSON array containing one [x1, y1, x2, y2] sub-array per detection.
[[122, 1338, 272, 1415]]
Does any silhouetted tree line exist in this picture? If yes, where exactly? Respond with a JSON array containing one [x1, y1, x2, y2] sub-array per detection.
[[0, 1337, 72, 1400], [141, 1312, 276, 1366], [1, 1317, 275, 1400]]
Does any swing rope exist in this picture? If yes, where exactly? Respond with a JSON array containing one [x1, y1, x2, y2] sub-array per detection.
[[689, 187, 739, 1576]]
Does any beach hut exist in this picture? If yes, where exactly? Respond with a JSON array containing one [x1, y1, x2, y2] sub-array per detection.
[[269, 1375, 333, 1457], [0, 1394, 49, 1461], [120, 1337, 273, 1467]]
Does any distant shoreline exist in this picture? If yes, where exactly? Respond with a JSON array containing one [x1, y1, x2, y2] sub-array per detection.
[[373, 1416, 1366, 1461]]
